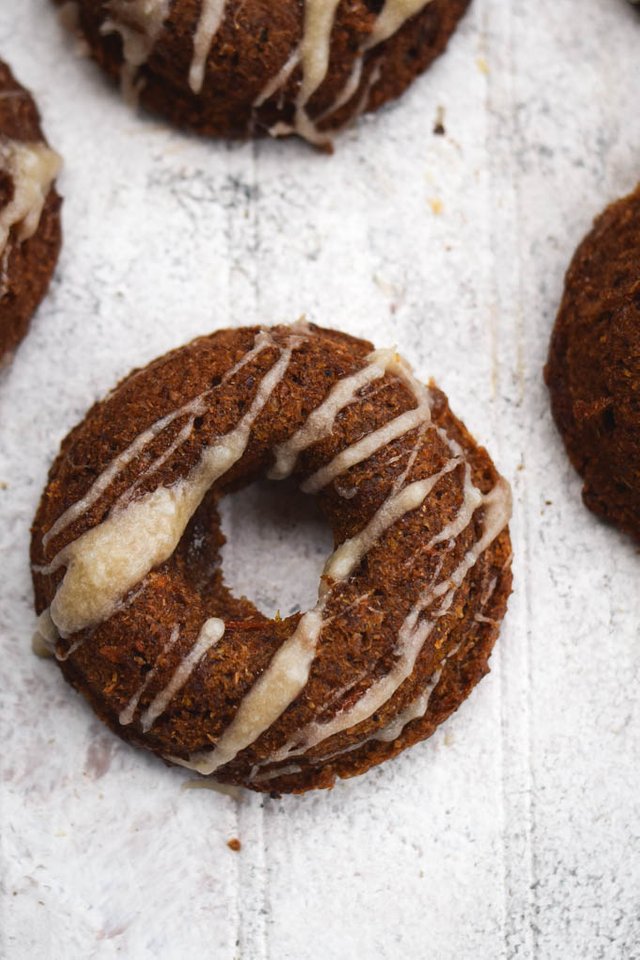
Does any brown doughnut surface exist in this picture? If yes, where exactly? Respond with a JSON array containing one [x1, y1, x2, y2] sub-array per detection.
[[56, 0, 472, 147], [0, 61, 62, 363], [545, 185, 640, 542], [32, 322, 512, 794]]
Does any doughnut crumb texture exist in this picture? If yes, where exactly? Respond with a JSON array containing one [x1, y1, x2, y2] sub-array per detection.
[[545, 184, 640, 542], [32, 322, 512, 794], [55, 0, 472, 146], [0, 60, 62, 363]]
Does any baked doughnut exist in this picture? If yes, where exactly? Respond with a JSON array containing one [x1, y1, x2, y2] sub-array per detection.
[[32, 322, 512, 794], [55, 0, 472, 147], [0, 61, 62, 363], [545, 184, 640, 542]]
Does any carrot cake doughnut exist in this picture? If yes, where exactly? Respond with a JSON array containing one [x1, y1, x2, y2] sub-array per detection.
[[0, 61, 62, 364], [55, 0, 472, 147], [32, 321, 512, 794], [545, 185, 640, 542]]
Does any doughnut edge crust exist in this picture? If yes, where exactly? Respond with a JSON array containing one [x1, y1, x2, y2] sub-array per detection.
[[55, 0, 472, 147], [545, 184, 640, 542], [0, 61, 62, 363], [32, 322, 512, 794]]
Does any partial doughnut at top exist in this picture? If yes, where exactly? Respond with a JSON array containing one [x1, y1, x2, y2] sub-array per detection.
[[545, 184, 640, 542], [0, 61, 62, 364], [55, 0, 472, 147], [32, 322, 512, 794]]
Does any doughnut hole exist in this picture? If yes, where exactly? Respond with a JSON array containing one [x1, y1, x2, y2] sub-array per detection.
[[219, 478, 333, 619]]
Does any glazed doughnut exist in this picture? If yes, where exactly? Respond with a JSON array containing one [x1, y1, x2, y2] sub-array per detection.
[[0, 61, 62, 363], [545, 184, 640, 542], [55, 0, 471, 147], [32, 322, 512, 794]]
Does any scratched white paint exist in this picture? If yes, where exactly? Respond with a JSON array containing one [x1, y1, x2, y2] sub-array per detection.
[[1, 1, 639, 958]]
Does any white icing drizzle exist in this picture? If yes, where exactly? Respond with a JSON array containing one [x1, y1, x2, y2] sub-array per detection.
[[302, 400, 431, 494], [222, 327, 276, 383], [297, 0, 342, 106], [188, 0, 226, 94], [42, 328, 277, 549], [368, 684, 435, 742], [36, 324, 511, 786], [250, 685, 436, 783], [139, 618, 225, 731], [0, 139, 61, 258], [40, 578, 152, 665], [101, 0, 171, 102], [256, 559, 508, 780], [172, 376, 472, 778], [89, 0, 434, 141], [42, 339, 298, 637], [346, 61, 383, 131], [317, 59, 363, 124], [113, 415, 202, 513], [291, 0, 342, 143], [426, 464, 483, 549], [119, 624, 180, 725], [474, 573, 500, 624], [42, 397, 207, 549], [267, 0, 435, 144], [78, 0, 434, 139], [31, 633, 54, 659], [250, 762, 304, 785], [173, 609, 325, 775], [172, 452, 447, 775], [312, 57, 384, 133], [32, 610, 58, 658], [269, 347, 396, 480], [253, 45, 301, 109], [252, 645, 455, 783], [326, 0, 435, 126], [255, 478, 512, 773], [269, 0, 341, 145], [369, 0, 435, 46], [320, 458, 460, 595]]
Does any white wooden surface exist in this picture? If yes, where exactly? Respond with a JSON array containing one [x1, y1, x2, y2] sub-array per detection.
[[1, 2, 639, 957]]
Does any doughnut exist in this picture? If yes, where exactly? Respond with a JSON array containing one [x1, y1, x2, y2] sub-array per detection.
[[55, 0, 472, 147], [545, 184, 640, 542], [0, 61, 62, 363], [32, 322, 512, 794]]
